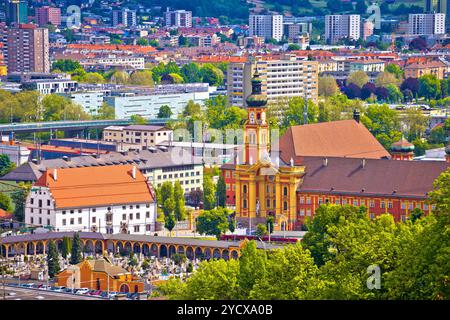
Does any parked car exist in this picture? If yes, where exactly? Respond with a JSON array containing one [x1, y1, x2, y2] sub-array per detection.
[[52, 286, 66, 292], [89, 290, 102, 296], [76, 288, 90, 295], [22, 283, 35, 288]]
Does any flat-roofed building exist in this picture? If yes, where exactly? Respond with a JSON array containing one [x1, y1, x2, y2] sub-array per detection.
[[103, 125, 172, 147]]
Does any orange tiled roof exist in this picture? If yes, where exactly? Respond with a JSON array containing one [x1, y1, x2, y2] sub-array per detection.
[[35, 165, 154, 209], [279, 120, 391, 163], [0, 208, 13, 220]]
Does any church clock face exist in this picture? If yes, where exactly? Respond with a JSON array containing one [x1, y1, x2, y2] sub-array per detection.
[[250, 112, 255, 124]]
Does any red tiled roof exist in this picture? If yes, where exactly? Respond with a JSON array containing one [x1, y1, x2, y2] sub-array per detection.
[[0, 209, 13, 220], [35, 165, 154, 209], [298, 157, 449, 199], [279, 120, 391, 164]]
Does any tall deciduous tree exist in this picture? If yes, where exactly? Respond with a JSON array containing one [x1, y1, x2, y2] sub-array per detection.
[[157, 105, 173, 119], [196, 207, 230, 239], [70, 232, 83, 265], [318, 76, 339, 97], [347, 71, 369, 88], [173, 181, 186, 221], [47, 241, 60, 278], [203, 175, 216, 210]]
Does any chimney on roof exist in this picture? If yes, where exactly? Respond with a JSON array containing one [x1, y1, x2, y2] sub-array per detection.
[[323, 157, 328, 167], [132, 166, 136, 179], [353, 109, 360, 123], [53, 169, 57, 181]]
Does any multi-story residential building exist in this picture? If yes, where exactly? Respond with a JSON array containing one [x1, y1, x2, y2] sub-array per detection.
[[347, 59, 385, 73], [408, 13, 446, 35], [79, 56, 145, 70], [24, 165, 157, 234], [325, 14, 361, 43], [283, 22, 312, 42], [227, 54, 318, 107], [362, 21, 374, 40], [6, 24, 49, 73], [105, 84, 210, 119], [103, 125, 172, 148], [35, 6, 61, 27], [112, 9, 137, 27], [249, 14, 283, 41], [318, 60, 339, 73], [21, 79, 78, 95], [5, 0, 28, 26], [184, 34, 220, 47], [165, 9, 192, 28], [404, 59, 447, 79]]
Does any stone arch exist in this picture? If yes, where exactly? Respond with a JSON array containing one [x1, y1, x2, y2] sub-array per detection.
[[119, 283, 130, 293], [107, 241, 115, 254], [186, 247, 194, 260], [150, 244, 158, 257], [204, 248, 212, 260], [94, 241, 103, 255], [142, 244, 150, 256], [133, 243, 141, 254], [222, 249, 229, 261], [231, 250, 239, 260], [36, 241, 45, 254], [26, 242, 35, 255], [160, 245, 167, 257], [168, 245, 176, 258], [177, 246, 185, 255], [84, 240, 95, 255], [1, 244, 7, 257], [56, 239, 63, 253], [116, 242, 124, 254], [213, 248, 221, 260], [124, 242, 132, 254], [194, 247, 203, 259]]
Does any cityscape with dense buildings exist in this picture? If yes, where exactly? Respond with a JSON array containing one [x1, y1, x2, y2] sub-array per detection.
[[0, 0, 448, 305]]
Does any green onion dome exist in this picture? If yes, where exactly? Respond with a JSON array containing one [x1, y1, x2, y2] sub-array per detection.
[[391, 137, 415, 152]]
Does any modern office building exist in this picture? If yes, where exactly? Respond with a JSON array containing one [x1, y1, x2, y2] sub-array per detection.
[[5, 0, 28, 26], [6, 24, 49, 73], [227, 54, 319, 107], [325, 14, 361, 43], [35, 6, 61, 27], [164, 9, 192, 28], [408, 13, 446, 35], [104, 84, 210, 119], [249, 14, 283, 41], [112, 8, 137, 27], [65, 91, 105, 116]]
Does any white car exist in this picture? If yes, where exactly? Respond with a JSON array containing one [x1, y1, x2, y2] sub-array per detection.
[[75, 288, 90, 295], [52, 286, 66, 292]]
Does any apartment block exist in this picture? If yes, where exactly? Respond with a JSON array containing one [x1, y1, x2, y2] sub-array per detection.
[[227, 55, 318, 107], [325, 14, 361, 43], [249, 14, 283, 41], [35, 6, 61, 27], [408, 13, 446, 35], [7, 24, 49, 73], [112, 8, 137, 27], [165, 9, 192, 28], [103, 125, 172, 148]]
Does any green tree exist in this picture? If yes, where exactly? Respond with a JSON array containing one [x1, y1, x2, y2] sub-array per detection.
[[386, 84, 403, 103], [428, 126, 447, 145], [180, 62, 202, 83], [129, 70, 154, 86], [61, 236, 72, 259], [0, 154, 15, 176], [137, 38, 149, 46], [47, 241, 60, 278], [216, 175, 226, 207], [164, 212, 176, 234], [403, 107, 427, 141], [10, 182, 30, 222], [419, 74, 441, 100], [347, 71, 369, 88], [173, 181, 186, 221], [70, 232, 83, 265], [319, 76, 339, 97], [196, 207, 230, 239], [0, 193, 12, 212], [157, 105, 173, 119], [51, 59, 82, 72], [237, 241, 267, 299], [130, 114, 147, 124], [203, 175, 216, 210], [255, 223, 268, 237], [385, 64, 404, 79], [375, 71, 400, 88], [94, 103, 115, 120], [110, 70, 130, 84], [266, 216, 274, 234], [200, 64, 224, 86]]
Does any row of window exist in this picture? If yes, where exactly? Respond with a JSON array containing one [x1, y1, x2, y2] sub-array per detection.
[[60, 204, 151, 215], [157, 171, 200, 179]]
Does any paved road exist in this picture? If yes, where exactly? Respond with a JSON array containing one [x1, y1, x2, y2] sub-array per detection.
[[0, 285, 104, 300]]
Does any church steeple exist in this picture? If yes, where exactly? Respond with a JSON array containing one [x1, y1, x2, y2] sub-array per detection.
[[244, 65, 269, 164]]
